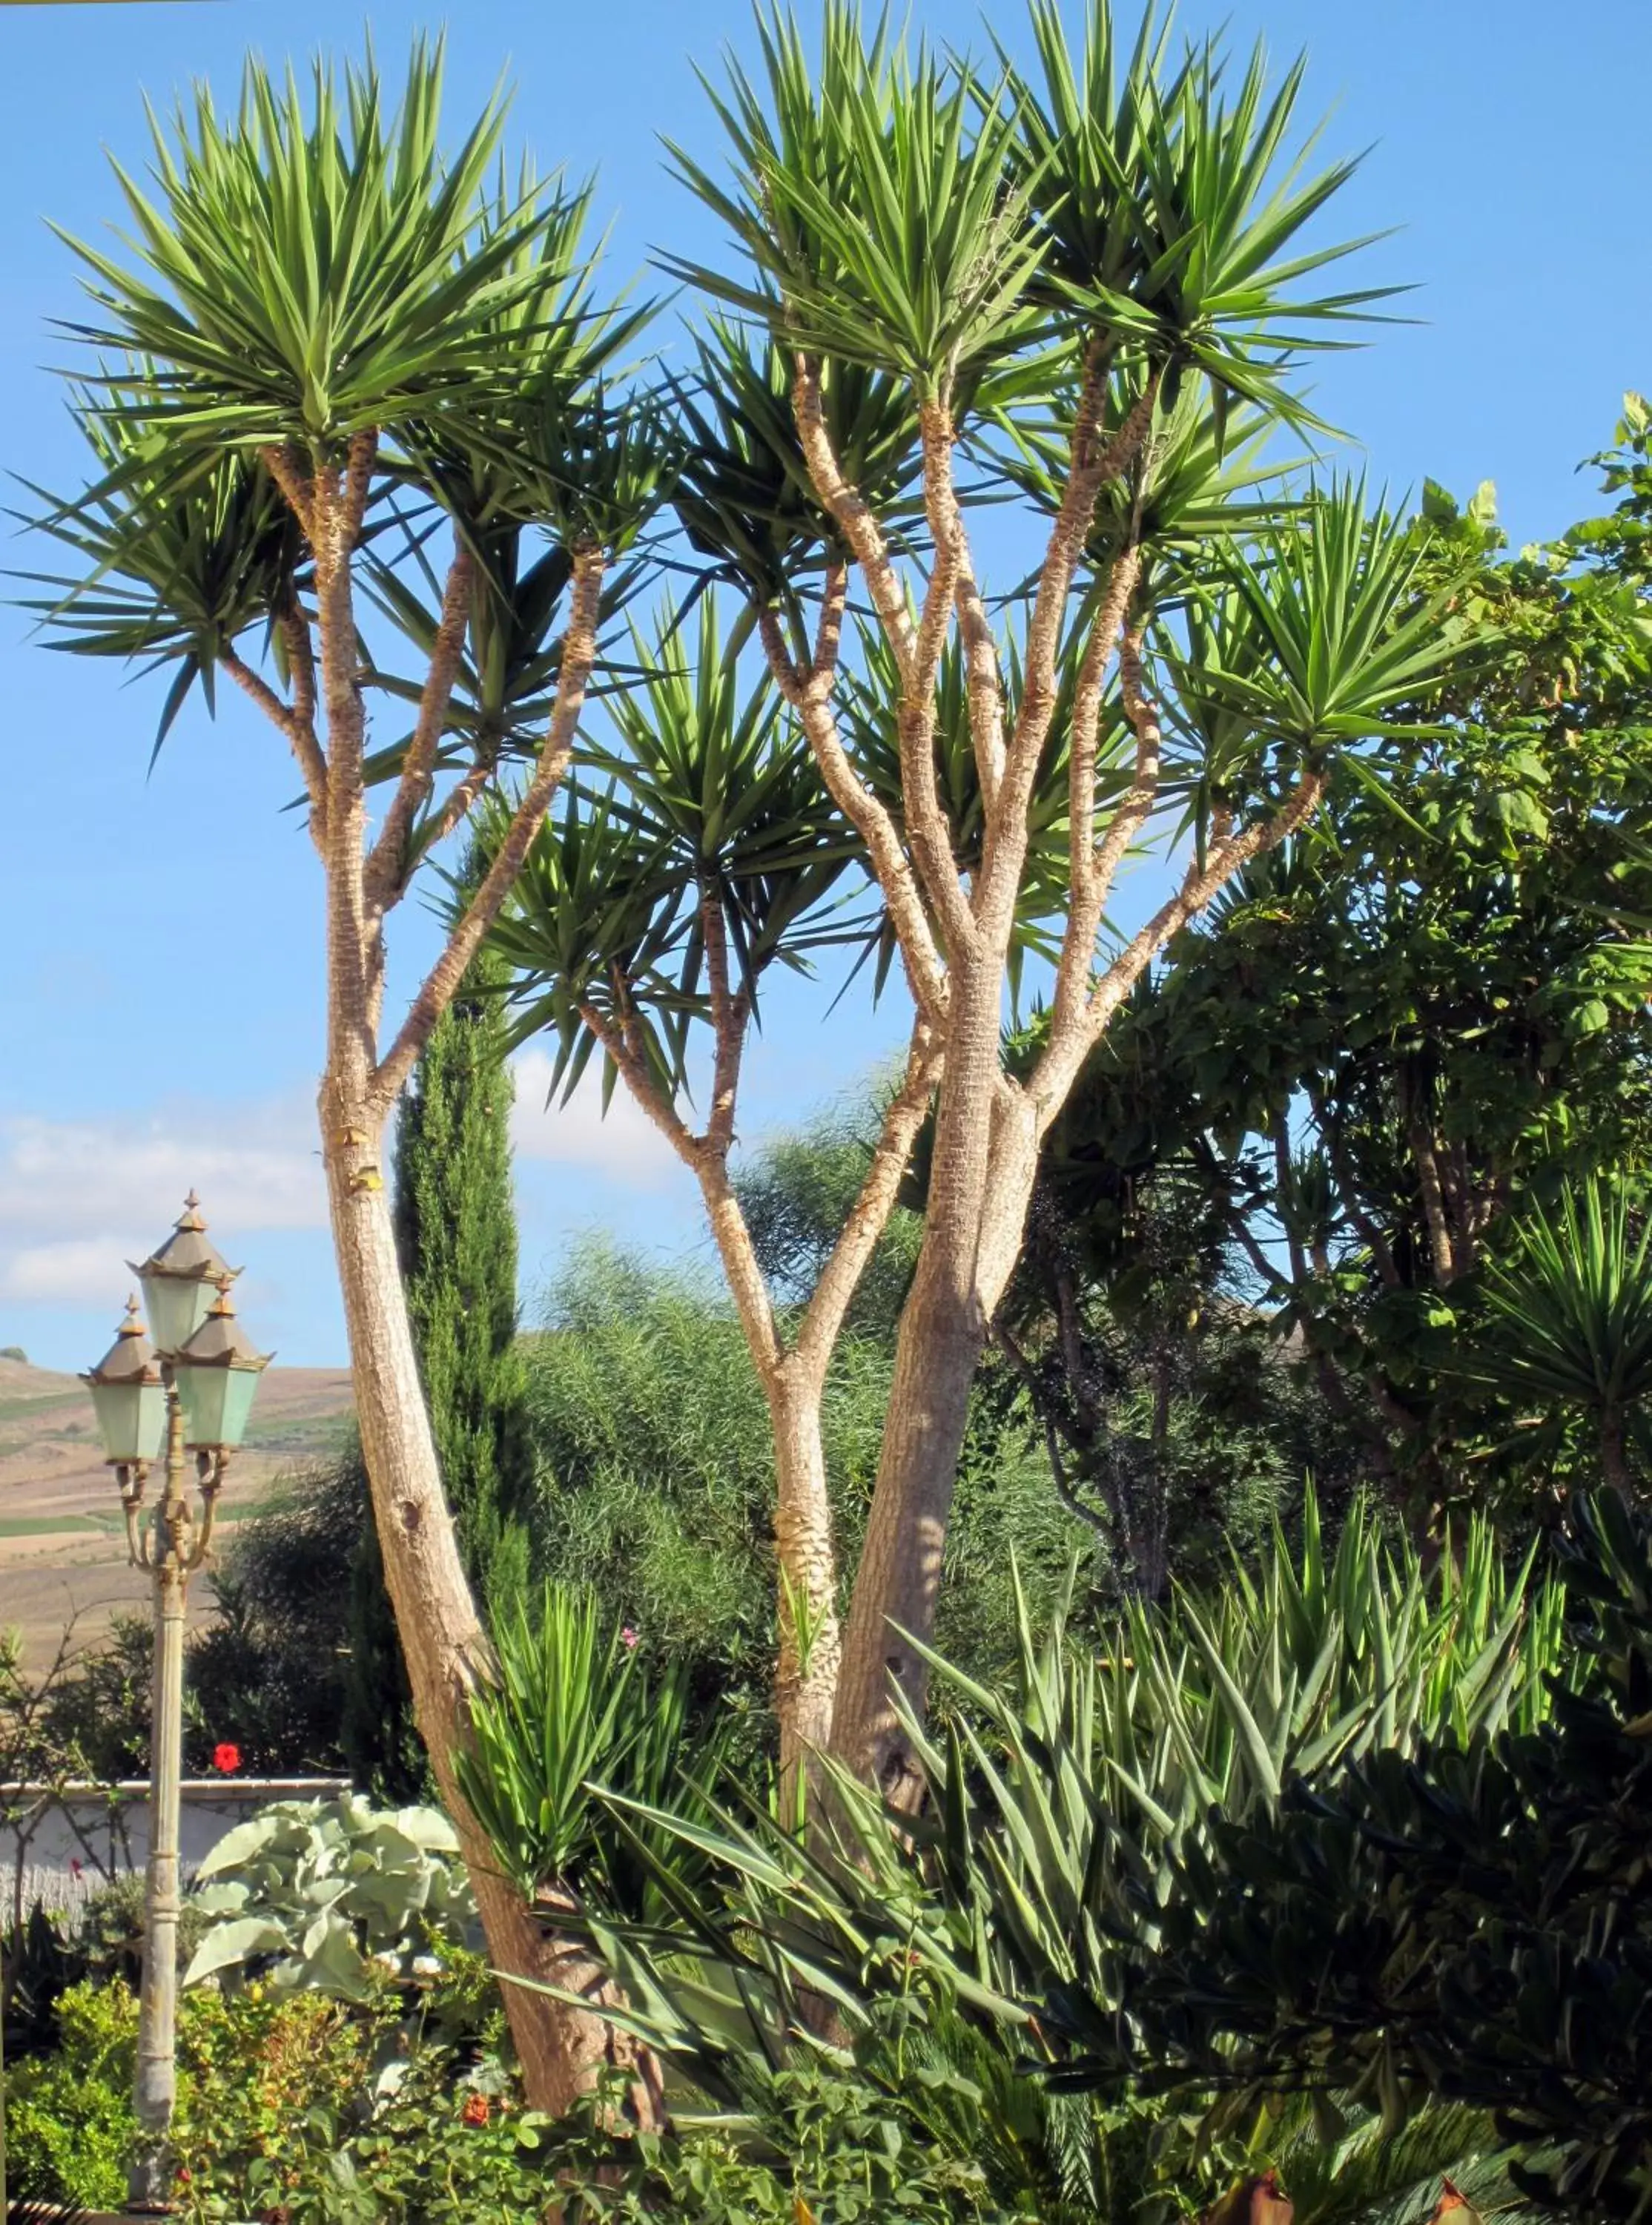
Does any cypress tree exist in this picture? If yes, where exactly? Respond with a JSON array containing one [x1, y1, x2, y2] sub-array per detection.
[[391, 840, 535, 1610]]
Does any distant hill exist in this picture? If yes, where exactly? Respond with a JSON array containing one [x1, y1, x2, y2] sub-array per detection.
[[0, 1357, 354, 1669]]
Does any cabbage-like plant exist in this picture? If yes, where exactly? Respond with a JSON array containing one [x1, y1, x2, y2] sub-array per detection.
[[183, 1795, 476, 2000]]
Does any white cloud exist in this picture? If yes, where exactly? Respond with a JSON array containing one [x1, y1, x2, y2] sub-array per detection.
[[509, 1052, 679, 1188], [0, 1057, 682, 1324], [0, 1100, 326, 1310]]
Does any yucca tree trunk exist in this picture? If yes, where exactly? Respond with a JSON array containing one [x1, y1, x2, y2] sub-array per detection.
[[305, 473, 633, 2120], [1601, 1401, 1633, 1491], [698, 1167, 842, 1804], [829, 971, 1041, 1797], [768, 1359, 842, 1793], [322, 1110, 627, 2109]]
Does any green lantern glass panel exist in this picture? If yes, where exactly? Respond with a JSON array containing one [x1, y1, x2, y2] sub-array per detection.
[[141, 1271, 215, 1359], [87, 1377, 166, 1465], [176, 1362, 262, 1451]]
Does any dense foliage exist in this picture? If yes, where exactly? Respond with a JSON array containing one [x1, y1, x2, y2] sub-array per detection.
[[513, 1496, 1571, 2221], [1026, 1491, 1652, 2224], [6, 0, 1651, 2208], [523, 1239, 1090, 1733], [1010, 410, 1652, 1530]]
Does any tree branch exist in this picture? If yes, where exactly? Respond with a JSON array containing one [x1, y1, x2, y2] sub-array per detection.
[[794, 1013, 942, 1381], [580, 995, 695, 1161], [1273, 1124, 1309, 1288], [756, 593, 950, 1028], [370, 547, 605, 1115], [1034, 768, 1330, 1118], [280, 604, 317, 734], [700, 881, 751, 1158], [261, 442, 317, 541], [901, 400, 977, 957], [582, 989, 784, 1378], [365, 545, 476, 910], [1407, 1116, 1458, 1288], [343, 429, 378, 547], [1309, 1088, 1404, 1290], [415, 748, 501, 862], [987, 357, 1160, 920], [221, 645, 328, 842], [954, 544, 1005, 810], [1046, 556, 1149, 1047], [1223, 1197, 1296, 1301], [792, 355, 916, 685]]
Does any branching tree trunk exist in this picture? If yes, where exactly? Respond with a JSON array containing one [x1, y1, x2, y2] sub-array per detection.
[[576, 880, 939, 1797], [271, 472, 632, 2106], [32, 53, 673, 2112], [770, 356, 1329, 1790], [651, 6, 1462, 1796]]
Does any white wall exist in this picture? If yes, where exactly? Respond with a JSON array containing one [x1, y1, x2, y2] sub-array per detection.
[[1, 1777, 350, 1912]]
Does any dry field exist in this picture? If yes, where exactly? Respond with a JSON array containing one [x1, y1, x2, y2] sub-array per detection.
[[0, 1354, 354, 1672]]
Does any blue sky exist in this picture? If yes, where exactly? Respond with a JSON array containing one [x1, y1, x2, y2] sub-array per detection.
[[0, 0, 1648, 1371]]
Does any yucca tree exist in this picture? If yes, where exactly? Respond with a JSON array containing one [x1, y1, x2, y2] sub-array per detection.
[[1467, 1177, 1652, 1489], [649, 0, 1475, 1797], [25, 47, 672, 2114]]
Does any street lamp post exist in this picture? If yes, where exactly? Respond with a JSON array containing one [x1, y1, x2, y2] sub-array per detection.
[[82, 1195, 270, 2214]]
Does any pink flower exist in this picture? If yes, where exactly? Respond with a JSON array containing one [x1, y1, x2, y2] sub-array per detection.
[[620, 1626, 639, 1650]]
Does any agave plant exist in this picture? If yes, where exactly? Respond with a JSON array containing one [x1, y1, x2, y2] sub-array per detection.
[[529, 1491, 1565, 2221]]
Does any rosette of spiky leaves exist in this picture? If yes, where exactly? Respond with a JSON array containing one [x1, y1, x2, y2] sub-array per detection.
[[492, 595, 868, 1107], [670, 317, 922, 618], [353, 165, 667, 819], [57, 42, 564, 478], [983, 354, 1301, 602], [839, 624, 1132, 999], [666, 4, 1048, 403], [1157, 482, 1469, 851], [1461, 1178, 1652, 1484], [455, 1581, 735, 1926], [385, 158, 665, 555], [994, 0, 1180, 321], [19, 383, 304, 758], [1011, 16, 1392, 430], [982, 356, 1307, 632], [538, 1487, 1565, 2109], [487, 776, 684, 1107]]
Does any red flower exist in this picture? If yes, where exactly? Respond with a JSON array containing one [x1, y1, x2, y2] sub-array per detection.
[[211, 1742, 242, 1773], [460, 2092, 491, 2128]]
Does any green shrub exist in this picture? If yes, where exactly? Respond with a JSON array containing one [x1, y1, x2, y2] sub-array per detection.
[[523, 1242, 1077, 1738], [4, 1977, 137, 2208]]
